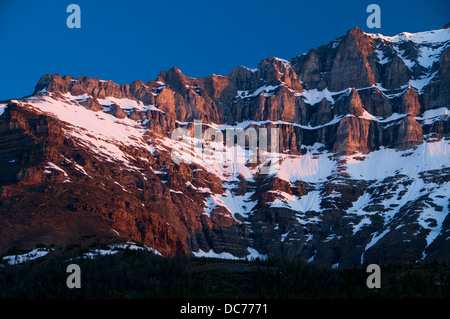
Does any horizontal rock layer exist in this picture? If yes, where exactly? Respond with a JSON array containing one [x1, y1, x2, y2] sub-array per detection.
[[1, 26, 450, 265]]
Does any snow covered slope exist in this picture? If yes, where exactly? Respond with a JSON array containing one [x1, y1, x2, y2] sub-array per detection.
[[1, 25, 449, 266], [368, 27, 450, 92]]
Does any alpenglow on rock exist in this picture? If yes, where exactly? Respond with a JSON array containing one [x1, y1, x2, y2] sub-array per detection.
[[1, 26, 449, 265]]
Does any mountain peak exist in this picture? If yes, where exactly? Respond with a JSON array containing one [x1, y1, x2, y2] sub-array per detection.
[[346, 26, 365, 37], [2, 25, 450, 266], [33, 73, 75, 94]]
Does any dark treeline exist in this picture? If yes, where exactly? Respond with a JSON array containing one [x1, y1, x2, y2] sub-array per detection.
[[0, 249, 449, 299]]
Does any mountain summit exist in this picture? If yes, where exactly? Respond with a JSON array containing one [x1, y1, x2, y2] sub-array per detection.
[[1, 26, 449, 265]]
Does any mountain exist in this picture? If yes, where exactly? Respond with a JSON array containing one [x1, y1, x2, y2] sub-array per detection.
[[1, 26, 449, 266]]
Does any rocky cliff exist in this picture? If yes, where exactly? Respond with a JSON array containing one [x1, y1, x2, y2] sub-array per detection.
[[1, 26, 449, 266]]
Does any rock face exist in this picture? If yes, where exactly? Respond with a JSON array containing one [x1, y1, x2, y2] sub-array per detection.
[[422, 47, 450, 111], [1, 26, 450, 265], [328, 27, 376, 91]]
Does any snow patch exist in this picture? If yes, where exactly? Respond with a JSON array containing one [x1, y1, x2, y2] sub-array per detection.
[[25, 95, 153, 166], [0, 103, 7, 117], [345, 139, 450, 181], [268, 190, 321, 213], [367, 28, 450, 45], [203, 182, 257, 221], [352, 216, 372, 235], [416, 107, 449, 125], [193, 247, 267, 261], [45, 162, 68, 177], [2, 248, 53, 265], [276, 152, 334, 183]]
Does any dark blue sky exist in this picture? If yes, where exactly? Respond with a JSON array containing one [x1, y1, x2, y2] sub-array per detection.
[[0, 0, 448, 100]]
